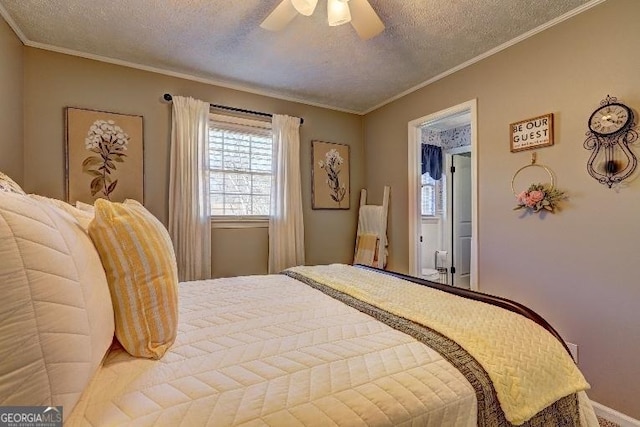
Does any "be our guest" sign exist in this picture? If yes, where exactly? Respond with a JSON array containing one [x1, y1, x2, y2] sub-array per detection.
[[510, 113, 554, 152]]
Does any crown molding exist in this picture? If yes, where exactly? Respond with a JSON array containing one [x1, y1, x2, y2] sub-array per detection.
[[362, 0, 608, 114], [1, 0, 607, 116]]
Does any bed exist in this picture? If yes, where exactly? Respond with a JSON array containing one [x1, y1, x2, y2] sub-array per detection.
[[0, 184, 599, 427]]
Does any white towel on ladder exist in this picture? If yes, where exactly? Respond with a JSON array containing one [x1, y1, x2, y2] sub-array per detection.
[[357, 206, 383, 235]]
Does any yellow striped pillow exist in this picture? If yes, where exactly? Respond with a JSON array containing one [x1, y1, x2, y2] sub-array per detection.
[[88, 199, 178, 359]]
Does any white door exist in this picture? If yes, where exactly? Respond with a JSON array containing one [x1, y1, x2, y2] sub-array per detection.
[[452, 154, 472, 288]]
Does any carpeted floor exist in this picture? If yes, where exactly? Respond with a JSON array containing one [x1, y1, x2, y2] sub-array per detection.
[[598, 415, 620, 427]]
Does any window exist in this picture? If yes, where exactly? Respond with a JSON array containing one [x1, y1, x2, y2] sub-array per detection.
[[208, 114, 273, 218], [421, 173, 446, 217]]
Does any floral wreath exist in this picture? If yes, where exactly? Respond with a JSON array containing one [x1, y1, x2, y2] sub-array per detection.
[[511, 156, 567, 214]]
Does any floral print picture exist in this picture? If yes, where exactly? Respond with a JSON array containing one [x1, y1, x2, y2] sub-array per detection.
[[66, 108, 144, 204], [312, 140, 350, 209]]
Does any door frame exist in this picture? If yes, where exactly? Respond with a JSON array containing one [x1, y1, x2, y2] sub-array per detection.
[[407, 99, 478, 290]]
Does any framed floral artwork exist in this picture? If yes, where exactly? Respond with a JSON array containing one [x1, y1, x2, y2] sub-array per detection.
[[65, 107, 144, 204], [311, 140, 350, 209]]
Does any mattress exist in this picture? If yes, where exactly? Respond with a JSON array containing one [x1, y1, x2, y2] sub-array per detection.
[[67, 268, 598, 426]]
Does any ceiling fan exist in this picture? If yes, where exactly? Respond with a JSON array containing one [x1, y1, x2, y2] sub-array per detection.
[[260, 0, 385, 40]]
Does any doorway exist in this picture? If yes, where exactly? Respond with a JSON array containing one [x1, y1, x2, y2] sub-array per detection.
[[407, 100, 478, 290]]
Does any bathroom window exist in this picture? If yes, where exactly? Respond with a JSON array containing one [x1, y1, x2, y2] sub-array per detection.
[[421, 173, 446, 217]]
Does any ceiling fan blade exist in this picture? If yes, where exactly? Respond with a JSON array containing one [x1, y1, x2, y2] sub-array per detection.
[[291, 0, 318, 16], [260, 0, 298, 32], [349, 0, 385, 40]]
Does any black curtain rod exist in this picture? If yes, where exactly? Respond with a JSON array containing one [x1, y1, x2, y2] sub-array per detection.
[[163, 94, 303, 124]]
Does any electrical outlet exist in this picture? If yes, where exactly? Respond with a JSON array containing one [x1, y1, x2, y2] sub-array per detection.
[[566, 342, 578, 363]]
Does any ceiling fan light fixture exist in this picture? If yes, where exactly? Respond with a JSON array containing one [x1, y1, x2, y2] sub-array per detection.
[[291, 0, 318, 16], [328, 0, 351, 26]]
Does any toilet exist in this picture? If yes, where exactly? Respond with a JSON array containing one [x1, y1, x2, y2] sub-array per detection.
[[421, 250, 448, 283], [421, 267, 441, 282]]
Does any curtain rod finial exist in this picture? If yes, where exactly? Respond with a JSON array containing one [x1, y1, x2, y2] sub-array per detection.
[[163, 93, 173, 102]]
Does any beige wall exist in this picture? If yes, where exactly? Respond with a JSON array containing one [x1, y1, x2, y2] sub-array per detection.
[[211, 225, 269, 277], [364, 0, 640, 418], [22, 48, 364, 276], [0, 16, 23, 184]]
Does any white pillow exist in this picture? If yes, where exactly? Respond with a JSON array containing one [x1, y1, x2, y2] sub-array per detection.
[[75, 201, 95, 213], [0, 170, 26, 195], [0, 192, 114, 416], [29, 194, 94, 232]]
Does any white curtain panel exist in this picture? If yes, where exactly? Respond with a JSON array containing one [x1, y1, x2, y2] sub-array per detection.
[[169, 96, 211, 281], [269, 115, 305, 273]]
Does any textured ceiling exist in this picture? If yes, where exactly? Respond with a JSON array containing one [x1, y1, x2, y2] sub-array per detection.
[[1, 0, 596, 113]]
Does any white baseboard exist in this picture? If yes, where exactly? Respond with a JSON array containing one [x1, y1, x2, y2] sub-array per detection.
[[592, 400, 640, 427]]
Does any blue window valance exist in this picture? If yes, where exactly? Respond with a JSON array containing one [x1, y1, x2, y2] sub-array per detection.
[[421, 144, 442, 180]]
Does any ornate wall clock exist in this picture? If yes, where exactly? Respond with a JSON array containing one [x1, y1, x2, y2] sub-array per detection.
[[584, 95, 638, 188]]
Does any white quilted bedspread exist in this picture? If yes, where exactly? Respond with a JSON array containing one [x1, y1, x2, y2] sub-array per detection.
[[67, 274, 478, 426]]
